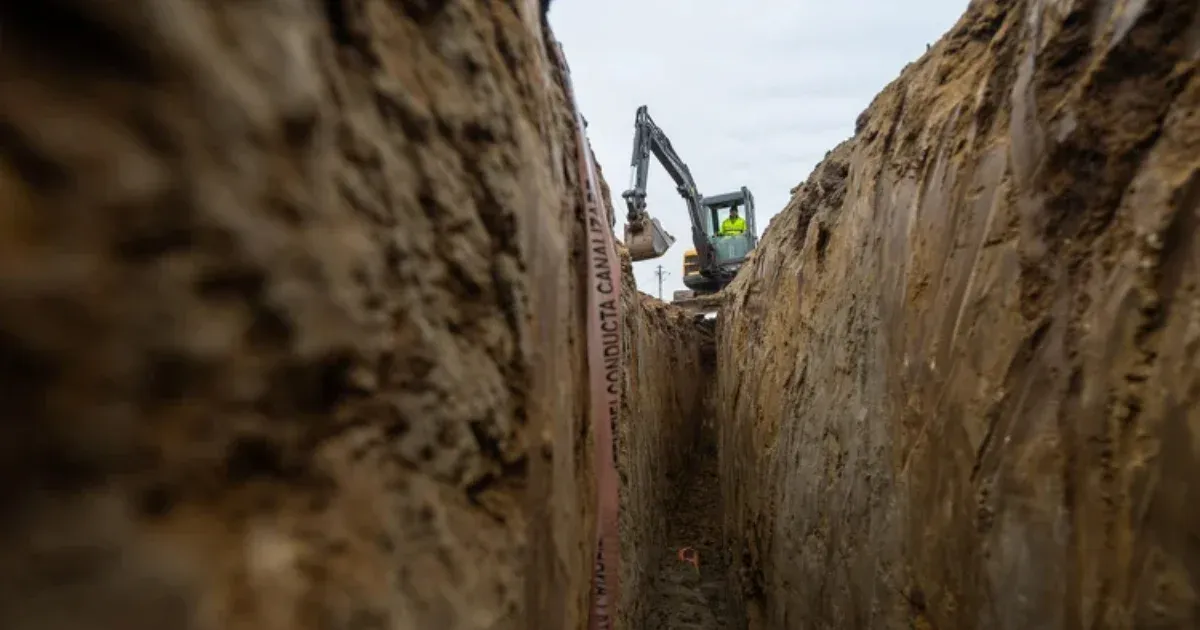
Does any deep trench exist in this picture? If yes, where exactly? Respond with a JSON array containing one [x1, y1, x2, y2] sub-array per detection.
[[643, 432, 732, 630], [3, 1, 1200, 629], [621, 308, 737, 630]]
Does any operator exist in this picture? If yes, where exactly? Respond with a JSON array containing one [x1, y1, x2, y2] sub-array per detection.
[[718, 205, 747, 236]]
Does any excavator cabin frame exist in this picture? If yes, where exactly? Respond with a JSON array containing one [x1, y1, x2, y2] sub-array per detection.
[[680, 188, 757, 293]]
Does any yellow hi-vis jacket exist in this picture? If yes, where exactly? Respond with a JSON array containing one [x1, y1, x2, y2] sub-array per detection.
[[719, 216, 747, 236]]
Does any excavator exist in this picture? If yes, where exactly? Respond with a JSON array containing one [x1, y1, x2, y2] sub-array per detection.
[[620, 105, 758, 306]]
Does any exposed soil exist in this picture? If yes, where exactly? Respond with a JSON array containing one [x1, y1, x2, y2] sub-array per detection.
[[717, 0, 1200, 628], [1, 0, 1198, 629], [644, 439, 732, 630], [615, 242, 720, 629], [0, 1, 601, 629]]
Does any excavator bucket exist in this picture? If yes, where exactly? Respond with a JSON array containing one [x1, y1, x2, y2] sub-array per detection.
[[625, 216, 676, 261]]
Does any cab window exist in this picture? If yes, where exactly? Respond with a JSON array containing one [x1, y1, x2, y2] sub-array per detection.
[[714, 205, 743, 235]]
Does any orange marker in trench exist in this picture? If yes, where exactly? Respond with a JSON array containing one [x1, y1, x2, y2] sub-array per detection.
[[677, 547, 700, 574]]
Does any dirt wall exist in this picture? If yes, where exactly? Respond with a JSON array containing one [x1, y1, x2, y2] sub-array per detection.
[[717, 0, 1200, 628], [616, 248, 715, 629], [0, 1, 604, 629]]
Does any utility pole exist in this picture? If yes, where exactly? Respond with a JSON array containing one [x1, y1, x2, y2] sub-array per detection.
[[654, 265, 668, 300]]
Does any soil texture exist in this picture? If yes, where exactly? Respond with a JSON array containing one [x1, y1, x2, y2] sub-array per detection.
[[0, 1, 606, 629], [2, 0, 1199, 629], [717, 0, 1200, 628], [644, 440, 732, 630]]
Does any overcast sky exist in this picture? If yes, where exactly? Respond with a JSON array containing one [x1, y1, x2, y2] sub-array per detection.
[[549, 0, 967, 298]]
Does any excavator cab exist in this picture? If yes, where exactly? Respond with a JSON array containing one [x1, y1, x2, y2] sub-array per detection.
[[701, 187, 757, 267], [678, 188, 756, 293]]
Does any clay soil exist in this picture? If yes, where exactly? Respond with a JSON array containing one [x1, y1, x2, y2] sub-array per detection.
[[716, 0, 1200, 627], [643, 438, 732, 630]]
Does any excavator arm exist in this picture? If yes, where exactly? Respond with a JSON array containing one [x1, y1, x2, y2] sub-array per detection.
[[620, 106, 711, 263]]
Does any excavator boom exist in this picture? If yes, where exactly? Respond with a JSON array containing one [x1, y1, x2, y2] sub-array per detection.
[[621, 106, 702, 262]]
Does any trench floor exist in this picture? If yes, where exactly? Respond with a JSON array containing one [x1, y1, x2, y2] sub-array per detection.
[[645, 442, 733, 630]]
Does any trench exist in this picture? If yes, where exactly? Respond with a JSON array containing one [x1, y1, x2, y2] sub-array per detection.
[[615, 257, 743, 629], [641, 432, 731, 630], [617, 285, 735, 630], [1, 1, 1199, 630]]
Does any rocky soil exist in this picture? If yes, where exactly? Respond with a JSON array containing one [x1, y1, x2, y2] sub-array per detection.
[[717, 0, 1200, 628], [2, 0, 1199, 629]]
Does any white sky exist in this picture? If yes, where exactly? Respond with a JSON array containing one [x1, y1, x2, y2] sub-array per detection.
[[549, 0, 967, 298]]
